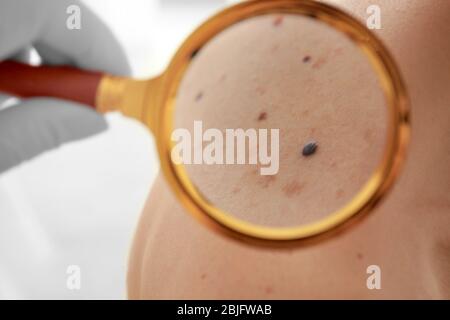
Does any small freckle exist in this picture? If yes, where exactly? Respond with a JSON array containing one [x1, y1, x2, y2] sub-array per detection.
[[303, 55, 311, 63], [283, 181, 304, 198], [302, 141, 318, 157], [336, 189, 344, 198], [334, 47, 343, 55], [260, 175, 276, 188], [273, 15, 284, 27], [257, 112, 267, 121], [357, 253, 364, 260], [312, 57, 327, 69], [364, 129, 373, 143], [256, 86, 266, 95], [201, 273, 207, 280], [219, 74, 227, 83], [232, 186, 241, 194], [195, 92, 203, 102], [264, 286, 274, 294]]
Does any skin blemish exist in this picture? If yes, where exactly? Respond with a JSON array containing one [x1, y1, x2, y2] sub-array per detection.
[[334, 47, 344, 55], [257, 112, 267, 121], [260, 175, 276, 188], [364, 128, 374, 143], [312, 57, 327, 69], [336, 189, 344, 199], [283, 181, 304, 198], [303, 55, 311, 63], [264, 286, 274, 295], [273, 15, 284, 27], [256, 86, 267, 96], [302, 141, 318, 157], [243, 167, 276, 188], [232, 186, 241, 194], [219, 74, 227, 83], [195, 91, 203, 102], [357, 253, 364, 260], [201, 273, 207, 280]]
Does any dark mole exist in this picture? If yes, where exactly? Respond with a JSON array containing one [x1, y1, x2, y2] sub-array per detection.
[[302, 141, 318, 157], [273, 15, 284, 27], [303, 55, 311, 63], [195, 91, 203, 102], [257, 112, 267, 121]]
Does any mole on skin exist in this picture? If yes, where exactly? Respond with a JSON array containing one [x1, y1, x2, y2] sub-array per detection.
[[195, 91, 203, 102], [273, 16, 284, 27], [257, 112, 267, 121], [302, 141, 318, 157]]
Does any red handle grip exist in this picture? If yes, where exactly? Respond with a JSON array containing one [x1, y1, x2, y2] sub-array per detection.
[[0, 61, 103, 108]]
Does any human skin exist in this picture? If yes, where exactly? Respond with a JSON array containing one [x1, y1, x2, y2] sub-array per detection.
[[128, 0, 450, 299]]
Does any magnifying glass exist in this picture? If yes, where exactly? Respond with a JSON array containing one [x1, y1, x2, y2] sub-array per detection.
[[0, 0, 410, 246]]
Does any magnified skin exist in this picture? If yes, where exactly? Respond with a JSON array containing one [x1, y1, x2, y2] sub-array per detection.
[[173, 13, 386, 227], [128, 0, 450, 299]]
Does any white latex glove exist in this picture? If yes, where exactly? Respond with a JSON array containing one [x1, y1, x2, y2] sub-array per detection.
[[0, 0, 156, 299], [0, 0, 130, 171]]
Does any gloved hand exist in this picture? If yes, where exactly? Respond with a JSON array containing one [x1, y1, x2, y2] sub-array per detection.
[[0, 0, 130, 173], [0, 0, 156, 300]]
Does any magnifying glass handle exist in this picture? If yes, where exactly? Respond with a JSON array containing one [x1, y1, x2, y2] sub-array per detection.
[[0, 60, 159, 133]]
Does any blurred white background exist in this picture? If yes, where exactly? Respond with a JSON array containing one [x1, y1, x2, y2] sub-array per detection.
[[0, 0, 235, 299]]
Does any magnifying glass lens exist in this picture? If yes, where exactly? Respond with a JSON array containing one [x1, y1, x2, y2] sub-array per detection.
[[171, 13, 388, 233]]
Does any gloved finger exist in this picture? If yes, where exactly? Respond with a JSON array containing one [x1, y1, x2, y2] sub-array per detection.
[[0, 0, 131, 76], [0, 0, 43, 59], [0, 93, 20, 111], [0, 97, 107, 174]]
